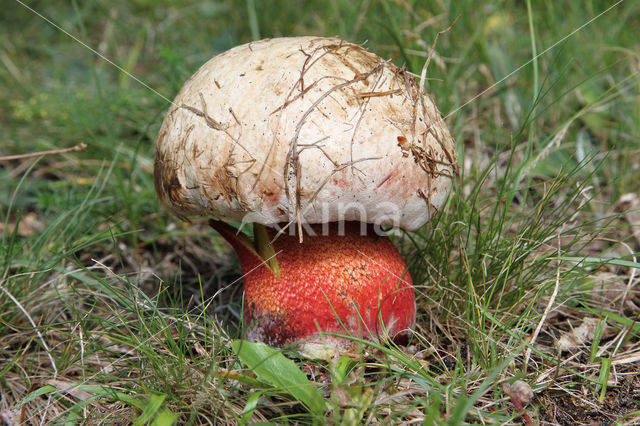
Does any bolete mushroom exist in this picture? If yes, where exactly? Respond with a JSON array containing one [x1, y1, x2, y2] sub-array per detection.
[[154, 37, 457, 358]]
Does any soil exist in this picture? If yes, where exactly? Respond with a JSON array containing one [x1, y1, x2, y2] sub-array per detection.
[[538, 376, 640, 425]]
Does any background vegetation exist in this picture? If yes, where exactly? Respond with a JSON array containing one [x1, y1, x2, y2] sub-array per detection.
[[1, 0, 639, 423]]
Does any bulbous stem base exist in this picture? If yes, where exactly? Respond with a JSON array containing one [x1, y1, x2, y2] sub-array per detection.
[[214, 221, 416, 358]]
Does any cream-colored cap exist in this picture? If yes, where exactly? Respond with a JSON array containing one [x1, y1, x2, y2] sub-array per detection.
[[155, 36, 457, 230]]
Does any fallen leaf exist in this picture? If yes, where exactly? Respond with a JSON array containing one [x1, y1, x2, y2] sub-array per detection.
[[0, 408, 21, 425], [587, 272, 630, 307], [557, 317, 601, 352], [46, 379, 95, 401], [0, 213, 44, 237]]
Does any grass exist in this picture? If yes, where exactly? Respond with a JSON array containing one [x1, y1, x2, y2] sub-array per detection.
[[1, 0, 639, 423]]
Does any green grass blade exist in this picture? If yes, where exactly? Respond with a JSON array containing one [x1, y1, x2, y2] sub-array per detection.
[[132, 393, 167, 426], [555, 256, 640, 269], [597, 356, 612, 402], [240, 389, 266, 424], [16, 385, 56, 407], [150, 409, 180, 426]]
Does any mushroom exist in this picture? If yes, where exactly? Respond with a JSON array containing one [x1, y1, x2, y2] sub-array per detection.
[[154, 37, 457, 358]]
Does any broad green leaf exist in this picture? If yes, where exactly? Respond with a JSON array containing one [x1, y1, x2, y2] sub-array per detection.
[[231, 340, 327, 415]]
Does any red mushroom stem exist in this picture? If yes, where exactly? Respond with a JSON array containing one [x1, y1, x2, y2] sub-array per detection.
[[210, 220, 416, 355]]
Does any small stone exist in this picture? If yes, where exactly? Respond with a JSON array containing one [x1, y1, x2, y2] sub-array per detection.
[[511, 380, 534, 407]]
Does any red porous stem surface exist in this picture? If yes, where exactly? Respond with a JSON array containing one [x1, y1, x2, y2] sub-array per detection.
[[216, 222, 416, 350]]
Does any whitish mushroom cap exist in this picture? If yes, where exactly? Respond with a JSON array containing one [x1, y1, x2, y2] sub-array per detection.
[[155, 36, 457, 230]]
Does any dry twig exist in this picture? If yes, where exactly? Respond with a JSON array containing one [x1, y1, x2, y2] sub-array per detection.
[[0, 143, 87, 161]]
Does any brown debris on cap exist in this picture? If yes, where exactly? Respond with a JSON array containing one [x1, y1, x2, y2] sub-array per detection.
[[154, 37, 457, 230]]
